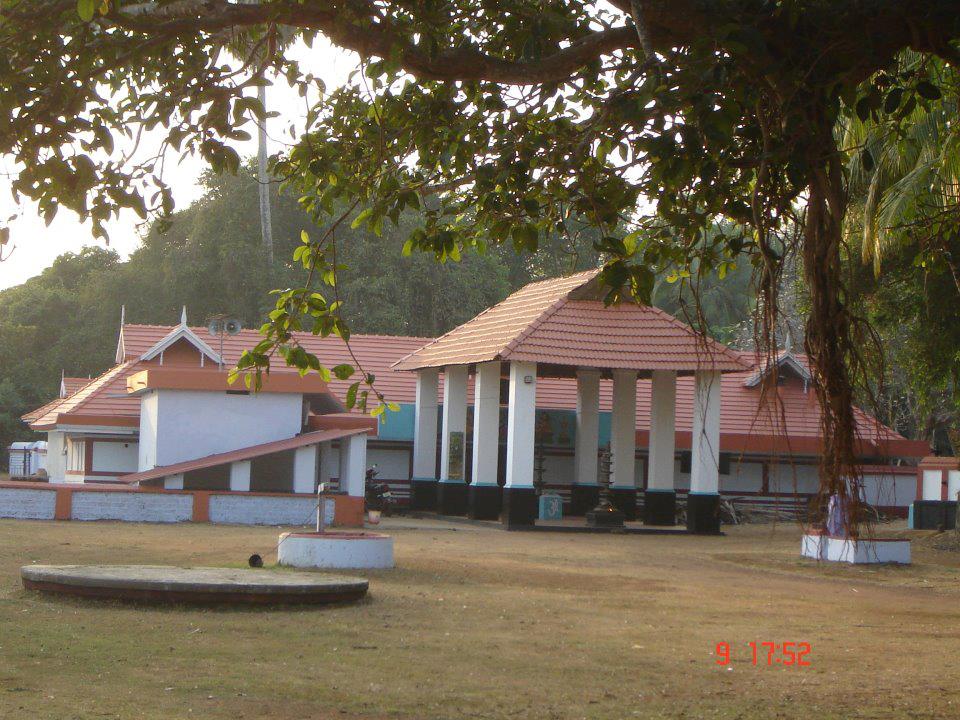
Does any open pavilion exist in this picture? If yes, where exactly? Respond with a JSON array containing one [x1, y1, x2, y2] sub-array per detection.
[[393, 270, 752, 533]]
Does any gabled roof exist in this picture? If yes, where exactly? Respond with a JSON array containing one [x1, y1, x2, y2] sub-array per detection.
[[391, 270, 750, 374], [139, 313, 223, 366], [743, 350, 811, 388]]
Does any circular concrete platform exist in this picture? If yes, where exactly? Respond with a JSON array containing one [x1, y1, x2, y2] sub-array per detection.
[[278, 531, 395, 569], [21, 565, 368, 606]]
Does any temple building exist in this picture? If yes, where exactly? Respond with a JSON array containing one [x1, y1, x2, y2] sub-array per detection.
[[19, 271, 928, 528]]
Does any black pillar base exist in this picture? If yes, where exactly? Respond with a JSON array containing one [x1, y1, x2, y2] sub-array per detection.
[[468, 484, 502, 520], [609, 488, 638, 520], [569, 485, 600, 516], [410, 479, 438, 511], [913, 500, 958, 530], [586, 504, 625, 528], [686, 493, 721, 534], [501, 487, 538, 529], [643, 490, 677, 526], [437, 481, 468, 516]]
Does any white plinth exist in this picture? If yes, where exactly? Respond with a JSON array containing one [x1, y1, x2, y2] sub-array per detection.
[[801, 534, 911, 564], [278, 532, 395, 569]]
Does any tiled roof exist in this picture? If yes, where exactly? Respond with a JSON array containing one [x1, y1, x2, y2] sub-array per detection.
[[24, 322, 927, 458], [62, 377, 90, 396], [116, 427, 370, 485], [392, 270, 748, 373], [26, 325, 431, 430]]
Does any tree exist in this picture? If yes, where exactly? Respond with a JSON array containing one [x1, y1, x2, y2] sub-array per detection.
[[3, 2, 960, 527]]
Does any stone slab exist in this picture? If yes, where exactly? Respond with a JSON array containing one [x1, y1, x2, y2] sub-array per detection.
[[21, 564, 368, 605]]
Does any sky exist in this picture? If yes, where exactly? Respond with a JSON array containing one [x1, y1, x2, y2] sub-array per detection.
[[0, 39, 355, 291]]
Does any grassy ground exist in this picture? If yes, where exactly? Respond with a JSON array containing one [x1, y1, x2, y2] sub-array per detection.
[[1, 519, 959, 720]]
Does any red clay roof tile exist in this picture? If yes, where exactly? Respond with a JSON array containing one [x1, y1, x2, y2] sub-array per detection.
[[391, 270, 748, 372]]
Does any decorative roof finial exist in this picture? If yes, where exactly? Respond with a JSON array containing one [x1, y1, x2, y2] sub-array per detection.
[[180, 306, 188, 326], [120, 305, 125, 326]]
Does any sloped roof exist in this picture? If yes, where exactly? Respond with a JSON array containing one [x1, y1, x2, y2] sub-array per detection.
[[26, 324, 431, 431], [61, 377, 90, 397], [116, 427, 371, 485], [24, 322, 927, 458], [392, 270, 749, 374]]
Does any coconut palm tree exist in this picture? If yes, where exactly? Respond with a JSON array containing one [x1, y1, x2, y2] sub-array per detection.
[[843, 56, 960, 276]]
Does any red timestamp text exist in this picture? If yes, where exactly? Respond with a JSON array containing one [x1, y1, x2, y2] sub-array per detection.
[[715, 641, 812, 667]]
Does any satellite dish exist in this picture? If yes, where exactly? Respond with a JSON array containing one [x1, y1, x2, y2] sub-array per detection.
[[225, 319, 242, 335]]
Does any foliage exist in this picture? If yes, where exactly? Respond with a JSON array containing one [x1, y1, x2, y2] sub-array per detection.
[[843, 57, 960, 453]]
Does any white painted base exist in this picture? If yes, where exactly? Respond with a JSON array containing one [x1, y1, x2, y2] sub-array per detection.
[[801, 534, 911, 564], [278, 532, 395, 569]]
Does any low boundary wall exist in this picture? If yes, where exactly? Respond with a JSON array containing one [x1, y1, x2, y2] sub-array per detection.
[[0, 481, 364, 527]]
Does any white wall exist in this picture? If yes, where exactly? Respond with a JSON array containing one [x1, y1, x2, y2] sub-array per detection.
[[0, 488, 56, 519], [209, 494, 319, 525], [768, 463, 820, 494], [71, 491, 193, 523], [91, 441, 139, 474], [720, 461, 764, 493], [138, 389, 304, 470], [862, 472, 916, 508]]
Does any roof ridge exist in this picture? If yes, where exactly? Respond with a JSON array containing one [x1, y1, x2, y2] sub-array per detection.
[[639, 302, 749, 367], [500, 287, 581, 360], [391, 270, 599, 369]]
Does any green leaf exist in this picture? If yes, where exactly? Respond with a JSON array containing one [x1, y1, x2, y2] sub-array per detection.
[[916, 81, 942, 101], [332, 364, 354, 380], [77, 0, 95, 21]]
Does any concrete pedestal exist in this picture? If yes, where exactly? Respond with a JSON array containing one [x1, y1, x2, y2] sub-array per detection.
[[279, 532, 394, 569], [410, 479, 438, 511], [437, 481, 468, 516], [586, 505, 625, 528], [643, 490, 676, 526], [468, 484, 501, 520], [801, 534, 911, 564], [686, 493, 721, 534], [501, 487, 537, 528]]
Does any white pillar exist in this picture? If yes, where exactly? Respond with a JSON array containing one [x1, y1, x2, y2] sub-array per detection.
[[292, 444, 318, 494], [45, 431, 66, 483], [163, 473, 184, 490], [229, 460, 251, 492], [471, 361, 501, 486], [690, 370, 722, 494], [339, 433, 368, 497], [647, 370, 677, 491], [440, 365, 468, 482], [505, 361, 537, 488], [610, 369, 637, 488], [318, 441, 336, 487], [574, 369, 600, 486], [412, 369, 439, 480]]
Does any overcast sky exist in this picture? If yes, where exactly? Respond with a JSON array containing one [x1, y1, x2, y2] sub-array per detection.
[[0, 39, 355, 291]]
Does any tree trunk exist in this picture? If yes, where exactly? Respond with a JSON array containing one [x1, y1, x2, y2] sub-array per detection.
[[800, 112, 864, 535]]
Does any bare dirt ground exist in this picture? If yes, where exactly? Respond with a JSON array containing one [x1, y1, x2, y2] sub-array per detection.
[[0, 518, 958, 719]]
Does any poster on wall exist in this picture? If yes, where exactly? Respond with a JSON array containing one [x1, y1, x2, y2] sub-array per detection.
[[448, 431, 465, 480]]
